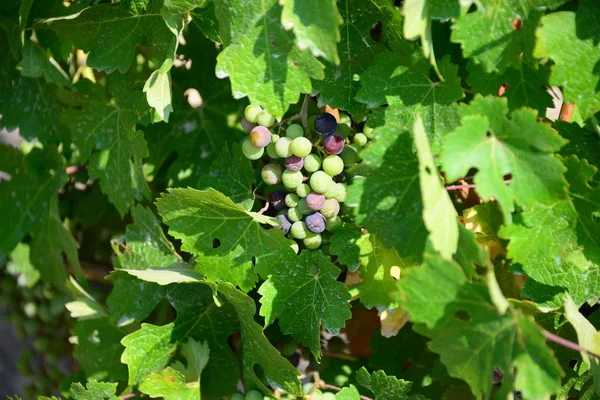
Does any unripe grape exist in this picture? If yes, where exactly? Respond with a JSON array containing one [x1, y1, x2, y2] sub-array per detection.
[[305, 212, 326, 233], [241, 117, 257, 132], [339, 145, 360, 166], [249, 126, 271, 148], [304, 153, 321, 173], [339, 113, 351, 125], [266, 142, 279, 158], [296, 183, 311, 197], [320, 198, 340, 218], [231, 394, 244, 400], [287, 207, 303, 222], [310, 171, 333, 194], [285, 155, 304, 171], [275, 137, 293, 158], [290, 137, 312, 157], [261, 163, 282, 186], [325, 183, 346, 202], [271, 133, 280, 142], [326, 215, 342, 232], [297, 198, 312, 215], [285, 193, 300, 208], [335, 123, 351, 138], [282, 170, 303, 189], [242, 139, 264, 160], [245, 390, 263, 400], [303, 232, 322, 249], [323, 135, 344, 155], [244, 105, 262, 123], [314, 113, 337, 136], [323, 393, 336, 400], [290, 242, 299, 254], [290, 221, 308, 239], [257, 110, 275, 127], [276, 215, 291, 234], [306, 192, 325, 211], [363, 124, 374, 139], [354, 133, 368, 146], [322, 155, 344, 176], [286, 124, 304, 139], [270, 190, 287, 210]]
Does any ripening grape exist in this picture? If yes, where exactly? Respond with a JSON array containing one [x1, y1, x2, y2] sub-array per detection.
[[296, 183, 311, 197], [297, 198, 312, 215], [306, 192, 325, 211], [314, 112, 337, 136], [241, 117, 257, 132], [320, 198, 340, 218], [310, 171, 334, 194], [242, 139, 264, 160], [353, 133, 368, 146], [275, 136, 294, 158], [290, 221, 308, 239], [286, 124, 304, 139], [231, 394, 245, 400], [326, 215, 341, 232], [290, 137, 312, 157], [249, 126, 271, 148], [285, 193, 300, 208], [244, 104, 262, 123], [276, 214, 291, 234], [261, 163, 282, 186], [304, 153, 321, 173], [303, 232, 322, 249], [257, 110, 275, 127], [287, 207, 303, 222], [305, 212, 326, 233], [285, 155, 304, 171], [322, 155, 344, 176], [323, 135, 344, 155], [270, 190, 287, 210], [282, 170, 304, 189], [245, 390, 263, 400]]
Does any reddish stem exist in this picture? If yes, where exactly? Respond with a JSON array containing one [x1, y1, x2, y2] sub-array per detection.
[[446, 179, 512, 191], [120, 393, 140, 400], [544, 331, 600, 359]]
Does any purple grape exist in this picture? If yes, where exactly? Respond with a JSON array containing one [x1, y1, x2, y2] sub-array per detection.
[[270, 190, 287, 210], [241, 117, 257, 132], [305, 212, 326, 233], [314, 113, 337, 136], [305, 192, 325, 211], [276, 214, 291, 234], [285, 155, 304, 171], [323, 135, 344, 155], [334, 172, 344, 183]]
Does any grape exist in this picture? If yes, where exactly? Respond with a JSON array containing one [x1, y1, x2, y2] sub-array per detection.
[[241, 117, 257, 132], [305, 212, 326, 233], [297, 198, 312, 215], [296, 183, 311, 197], [291, 242, 300, 254], [323, 393, 336, 400], [339, 113, 351, 125], [325, 182, 346, 202], [231, 394, 245, 400], [270, 190, 287, 210], [314, 112, 337, 136], [261, 163, 282, 186], [242, 139, 264, 160], [249, 126, 271, 148], [290, 137, 312, 157], [285, 155, 304, 171], [304, 153, 321, 173], [257, 110, 275, 127], [320, 198, 340, 218], [339, 145, 360, 166], [266, 142, 279, 158], [275, 136, 294, 158], [326, 215, 342, 232], [322, 155, 344, 176], [245, 390, 263, 400], [276, 214, 291, 234], [244, 104, 262, 123], [309, 171, 334, 194], [306, 192, 325, 211], [290, 221, 308, 239], [335, 123, 351, 138], [303, 232, 322, 249], [287, 207, 303, 222], [353, 133, 368, 146], [282, 170, 304, 189], [363, 124, 374, 139], [285, 193, 300, 208], [286, 124, 304, 139], [323, 135, 344, 155]]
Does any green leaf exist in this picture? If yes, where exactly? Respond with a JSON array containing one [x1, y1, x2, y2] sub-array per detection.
[[280, 0, 341, 64], [120, 263, 205, 285], [534, 7, 600, 120], [258, 250, 352, 359], [355, 367, 416, 400], [556, 120, 600, 167], [17, 40, 71, 86], [139, 367, 199, 400], [346, 126, 427, 264], [329, 224, 372, 273], [402, 0, 439, 76], [214, 0, 323, 117], [69, 381, 118, 400], [336, 385, 361, 400], [7, 243, 39, 288], [441, 95, 567, 222], [143, 69, 174, 123]]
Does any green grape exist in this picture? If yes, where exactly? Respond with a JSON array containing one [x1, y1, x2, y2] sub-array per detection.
[[261, 163, 282, 186], [231, 394, 245, 400], [363, 124, 374, 139], [290, 137, 312, 157], [245, 390, 263, 400], [304, 154, 321, 173], [290, 242, 300, 254], [286, 124, 304, 139], [353, 133, 368, 146], [296, 183, 311, 197], [335, 123, 351, 138], [23, 302, 37, 318], [321, 198, 340, 218], [275, 136, 294, 158], [307, 115, 317, 131], [285, 193, 300, 208], [257, 110, 276, 127], [303, 383, 315, 396], [297, 198, 312, 215], [322, 393, 336, 400], [244, 105, 262, 123], [325, 183, 346, 202], [271, 133, 280, 142], [309, 171, 333, 194], [266, 142, 279, 158], [339, 145, 360, 167], [242, 139, 264, 160], [303, 232, 322, 249], [326, 215, 342, 232], [339, 113, 351, 125], [290, 221, 308, 239], [322, 155, 344, 176], [287, 207, 303, 222], [282, 170, 304, 189]]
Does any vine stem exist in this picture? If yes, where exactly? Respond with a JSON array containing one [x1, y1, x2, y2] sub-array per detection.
[[445, 179, 512, 191], [544, 331, 600, 359], [120, 393, 140, 399]]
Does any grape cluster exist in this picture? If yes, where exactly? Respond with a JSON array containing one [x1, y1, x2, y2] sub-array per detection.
[[242, 104, 371, 251]]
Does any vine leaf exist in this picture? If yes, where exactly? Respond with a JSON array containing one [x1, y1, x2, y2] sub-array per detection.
[[258, 250, 351, 359], [329, 224, 372, 273], [69, 381, 118, 400], [18, 40, 71, 86], [355, 367, 418, 400], [441, 95, 567, 223], [280, 0, 342, 64], [402, 0, 438, 77], [214, 0, 323, 117], [6, 243, 40, 288]]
